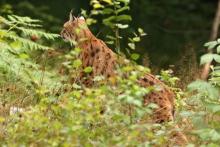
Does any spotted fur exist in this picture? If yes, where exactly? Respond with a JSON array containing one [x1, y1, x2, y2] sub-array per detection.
[[61, 14, 187, 144]]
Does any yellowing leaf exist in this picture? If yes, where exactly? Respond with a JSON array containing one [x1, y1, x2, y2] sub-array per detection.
[[109, 76, 117, 85], [93, 3, 103, 9], [10, 41, 22, 50], [102, 0, 113, 5], [19, 53, 29, 59], [0, 117, 5, 123]]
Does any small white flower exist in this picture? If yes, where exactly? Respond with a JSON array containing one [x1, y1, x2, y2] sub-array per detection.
[[9, 107, 24, 115]]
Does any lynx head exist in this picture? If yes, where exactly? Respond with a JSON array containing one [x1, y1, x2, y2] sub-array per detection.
[[60, 11, 89, 42]]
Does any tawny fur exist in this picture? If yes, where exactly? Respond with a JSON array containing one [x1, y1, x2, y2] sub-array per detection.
[[61, 16, 187, 144]]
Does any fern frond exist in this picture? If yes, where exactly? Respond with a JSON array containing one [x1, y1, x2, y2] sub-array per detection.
[[7, 15, 42, 27], [17, 27, 60, 40], [0, 14, 63, 92], [0, 16, 12, 26], [0, 43, 62, 90], [0, 29, 52, 50]]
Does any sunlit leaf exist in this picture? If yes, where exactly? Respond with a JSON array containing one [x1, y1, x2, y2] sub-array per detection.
[[19, 53, 29, 59], [117, 0, 130, 4], [128, 43, 135, 50], [217, 45, 220, 53], [213, 54, 220, 63], [133, 37, 140, 42], [102, 0, 113, 5], [116, 23, 129, 29], [93, 3, 103, 9], [131, 53, 140, 60], [200, 54, 214, 65], [72, 59, 82, 68], [84, 66, 93, 73], [204, 41, 218, 50]]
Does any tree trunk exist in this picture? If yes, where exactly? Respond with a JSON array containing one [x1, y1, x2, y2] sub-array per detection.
[[201, 0, 220, 80]]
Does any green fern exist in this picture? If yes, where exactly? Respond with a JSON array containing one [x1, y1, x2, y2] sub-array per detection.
[[2, 15, 42, 27], [0, 30, 51, 50], [17, 27, 59, 40], [0, 14, 63, 101], [0, 15, 60, 50]]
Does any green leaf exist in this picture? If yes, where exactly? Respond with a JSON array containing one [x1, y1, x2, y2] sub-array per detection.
[[93, 3, 103, 9], [106, 35, 116, 40], [213, 54, 220, 63], [116, 6, 129, 14], [193, 129, 220, 141], [217, 45, 220, 53], [86, 18, 97, 25], [10, 41, 22, 50], [186, 144, 195, 147], [128, 43, 135, 50], [207, 143, 219, 147], [204, 41, 218, 50], [74, 47, 81, 53], [205, 102, 220, 113], [116, 15, 132, 22], [200, 54, 214, 65], [117, 0, 130, 4], [84, 66, 93, 73], [138, 28, 144, 34], [187, 80, 219, 100], [138, 28, 147, 36], [131, 53, 140, 60], [133, 37, 140, 42], [102, 0, 113, 5], [91, 10, 99, 15], [147, 103, 159, 109], [103, 16, 115, 28], [116, 24, 129, 29], [93, 76, 105, 81], [106, 41, 114, 45], [72, 59, 82, 68], [180, 111, 193, 117], [72, 83, 82, 89], [102, 8, 114, 14], [19, 53, 29, 59], [17, 27, 59, 39]]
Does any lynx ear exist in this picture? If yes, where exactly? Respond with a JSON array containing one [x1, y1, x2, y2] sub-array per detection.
[[79, 16, 85, 20], [69, 10, 76, 21]]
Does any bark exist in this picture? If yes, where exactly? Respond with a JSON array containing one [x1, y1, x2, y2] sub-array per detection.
[[201, 0, 220, 80]]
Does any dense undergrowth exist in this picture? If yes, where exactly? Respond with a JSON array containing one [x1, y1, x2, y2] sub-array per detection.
[[1, 6, 220, 147]]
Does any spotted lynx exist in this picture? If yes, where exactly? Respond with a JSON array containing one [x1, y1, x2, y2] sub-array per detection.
[[60, 12, 187, 144]]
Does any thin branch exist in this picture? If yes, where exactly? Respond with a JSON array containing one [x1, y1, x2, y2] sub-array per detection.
[[201, 0, 220, 80]]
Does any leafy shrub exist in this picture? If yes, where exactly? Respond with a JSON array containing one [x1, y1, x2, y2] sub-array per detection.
[[180, 39, 220, 146], [0, 15, 62, 107], [2, 2, 213, 146], [0, 13, 183, 146]]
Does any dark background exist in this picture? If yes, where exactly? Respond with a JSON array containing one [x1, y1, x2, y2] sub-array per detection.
[[0, 0, 217, 69]]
